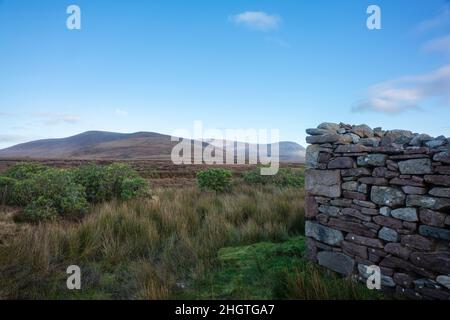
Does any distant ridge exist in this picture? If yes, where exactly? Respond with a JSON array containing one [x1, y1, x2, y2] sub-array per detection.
[[0, 131, 306, 163]]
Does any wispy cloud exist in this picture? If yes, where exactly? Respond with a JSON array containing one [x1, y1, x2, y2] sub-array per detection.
[[231, 11, 281, 32], [0, 134, 26, 144], [115, 108, 129, 116], [353, 65, 450, 114], [34, 112, 81, 125], [416, 4, 450, 33], [422, 34, 450, 55]]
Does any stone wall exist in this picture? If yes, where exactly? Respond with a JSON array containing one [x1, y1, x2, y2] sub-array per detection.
[[304, 122, 450, 300]]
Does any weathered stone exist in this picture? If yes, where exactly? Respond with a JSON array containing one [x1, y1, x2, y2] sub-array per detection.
[[317, 214, 329, 225], [381, 256, 434, 278], [424, 175, 450, 187], [410, 134, 432, 147], [305, 238, 318, 261], [305, 169, 341, 198], [373, 167, 387, 177], [357, 154, 387, 167], [357, 264, 396, 287], [419, 225, 450, 241], [419, 208, 446, 227], [398, 158, 432, 175], [345, 233, 384, 248], [425, 136, 447, 149], [328, 157, 355, 169], [353, 200, 377, 209], [342, 241, 368, 259], [435, 166, 450, 175], [380, 207, 391, 217], [318, 152, 332, 164], [402, 221, 417, 232], [445, 215, 450, 226], [318, 205, 341, 217], [330, 198, 353, 207], [317, 251, 355, 276], [382, 130, 414, 145], [391, 208, 418, 222], [361, 207, 378, 216], [358, 177, 388, 186], [359, 137, 380, 147], [390, 178, 425, 187], [410, 251, 450, 275], [357, 184, 368, 194], [306, 134, 341, 144], [318, 122, 340, 131], [342, 181, 358, 191], [342, 208, 371, 222], [373, 216, 403, 229], [384, 243, 411, 260], [404, 147, 429, 154], [429, 187, 450, 198], [305, 221, 344, 246], [328, 218, 377, 237], [343, 190, 367, 201], [401, 235, 434, 251], [417, 287, 450, 300], [305, 195, 318, 219], [433, 151, 450, 164], [378, 227, 399, 242], [401, 186, 427, 195], [406, 195, 450, 211], [305, 144, 320, 169], [341, 167, 371, 177], [348, 133, 361, 144], [371, 186, 406, 208], [335, 144, 371, 153], [436, 276, 450, 290], [306, 128, 334, 136], [394, 273, 414, 288], [351, 124, 374, 138], [390, 154, 429, 160]]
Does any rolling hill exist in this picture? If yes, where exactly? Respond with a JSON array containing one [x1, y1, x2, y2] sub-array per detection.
[[0, 131, 305, 163]]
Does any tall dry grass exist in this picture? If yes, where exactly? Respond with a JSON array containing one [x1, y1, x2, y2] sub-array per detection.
[[0, 184, 305, 299]]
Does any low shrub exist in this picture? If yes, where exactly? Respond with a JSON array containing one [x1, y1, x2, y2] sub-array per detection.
[[13, 169, 89, 219], [0, 176, 16, 205], [72, 163, 148, 203], [0, 162, 149, 221], [197, 168, 232, 192], [243, 168, 304, 188], [3, 163, 49, 180]]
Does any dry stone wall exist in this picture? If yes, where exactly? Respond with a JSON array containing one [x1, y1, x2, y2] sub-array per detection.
[[304, 122, 450, 300]]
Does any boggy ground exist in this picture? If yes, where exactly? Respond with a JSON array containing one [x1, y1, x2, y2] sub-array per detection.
[[0, 161, 383, 300]]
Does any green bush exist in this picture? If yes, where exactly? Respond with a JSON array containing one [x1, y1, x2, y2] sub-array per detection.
[[3, 163, 49, 180], [13, 169, 89, 218], [197, 168, 232, 192], [23, 197, 58, 222], [0, 176, 16, 205], [243, 168, 304, 188], [0, 162, 149, 222], [72, 163, 147, 203], [120, 177, 149, 200]]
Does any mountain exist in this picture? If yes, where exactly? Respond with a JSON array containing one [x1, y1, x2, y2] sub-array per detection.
[[0, 131, 305, 163]]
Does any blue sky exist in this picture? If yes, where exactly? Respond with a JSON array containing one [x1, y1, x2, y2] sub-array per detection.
[[1, 0, 450, 148]]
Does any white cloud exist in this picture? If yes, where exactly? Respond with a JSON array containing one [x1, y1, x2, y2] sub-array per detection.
[[422, 34, 450, 55], [115, 108, 129, 116], [231, 11, 281, 31], [353, 65, 450, 114], [416, 4, 450, 32]]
